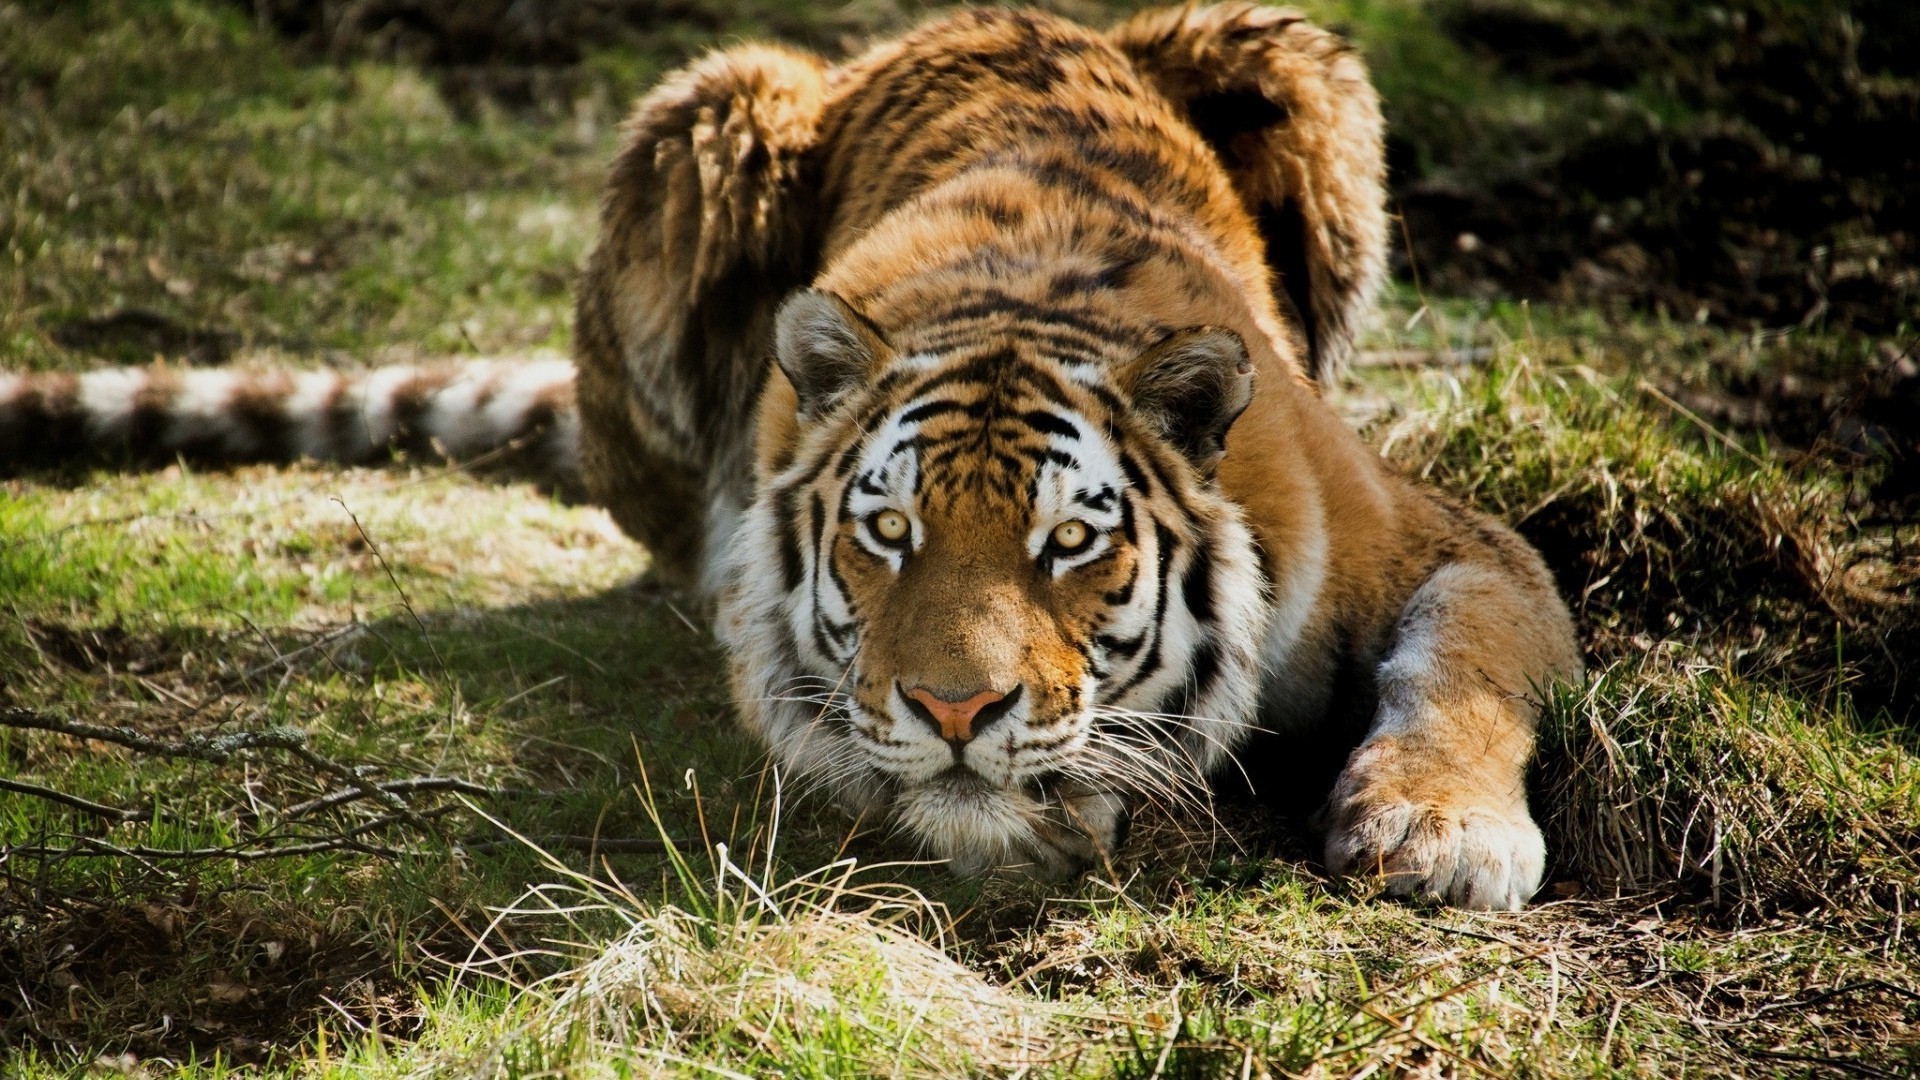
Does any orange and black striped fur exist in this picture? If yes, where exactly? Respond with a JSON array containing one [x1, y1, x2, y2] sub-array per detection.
[[576, 4, 1579, 905], [0, 359, 580, 493], [2, 7, 1581, 907]]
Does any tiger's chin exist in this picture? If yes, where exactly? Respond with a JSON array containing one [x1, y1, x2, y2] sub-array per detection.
[[892, 772, 1130, 880]]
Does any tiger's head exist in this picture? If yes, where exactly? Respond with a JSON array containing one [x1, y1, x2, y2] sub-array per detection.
[[717, 289, 1272, 876]]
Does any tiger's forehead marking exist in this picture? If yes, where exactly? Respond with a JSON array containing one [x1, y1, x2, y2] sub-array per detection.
[[841, 347, 1125, 510], [883, 282, 1166, 387]]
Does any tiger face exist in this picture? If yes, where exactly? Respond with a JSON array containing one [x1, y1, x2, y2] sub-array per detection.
[[717, 291, 1272, 875]]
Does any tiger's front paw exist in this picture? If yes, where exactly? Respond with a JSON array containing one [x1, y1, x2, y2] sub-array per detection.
[[1323, 745, 1544, 911]]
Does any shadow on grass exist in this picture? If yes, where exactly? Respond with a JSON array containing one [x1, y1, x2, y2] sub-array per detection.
[[347, 579, 944, 888], [0, 578, 882, 1066]]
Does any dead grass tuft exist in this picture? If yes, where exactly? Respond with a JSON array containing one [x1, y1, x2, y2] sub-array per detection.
[[418, 838, 1091, 1079], [1539, 655, 1920, 915]]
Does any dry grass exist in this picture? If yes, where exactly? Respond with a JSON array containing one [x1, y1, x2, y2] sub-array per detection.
[[436, 853, 1081, 1077], [1541, 654, 1920, 917]]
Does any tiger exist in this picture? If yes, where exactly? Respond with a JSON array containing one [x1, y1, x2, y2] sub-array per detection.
[[0, 5, 1581, 909]]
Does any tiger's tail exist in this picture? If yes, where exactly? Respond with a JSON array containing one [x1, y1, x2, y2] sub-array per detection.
[[0, 358, 580, 494]]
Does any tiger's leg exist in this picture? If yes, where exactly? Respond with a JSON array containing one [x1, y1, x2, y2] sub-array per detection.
[[1323, 561, 1581, 910], [573, 45, 828, 592]]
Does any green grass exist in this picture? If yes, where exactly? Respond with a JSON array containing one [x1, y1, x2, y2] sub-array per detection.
[[3, 1, 1918, 1077], [2, 0, 601, 368]]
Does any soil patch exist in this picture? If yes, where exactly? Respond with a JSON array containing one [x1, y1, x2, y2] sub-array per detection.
[[1399, 0, 1917, 334], [0, 887, 424, 1066]]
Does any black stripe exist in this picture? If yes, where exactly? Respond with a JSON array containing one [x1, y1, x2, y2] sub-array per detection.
[[1020, 410, 1079, 440], [1136, 444, 1197, 521], [832, 433, 868, 480], [807, 495, 851, 661], [1078, 485, 1117, 513], [1094, 629, 1145, 659], [1181, 541, 1217, 625], [917, 440, 1029, 480], [919, 290, 1130, 345], [1015, 445, 1080, 471], [1176, 643, 1221, 716], [1070, 545, 1121, 575], [817, 495, 861, 635], [911, 324, 1113, 365], [899, 398, 987, 426], [904, 350, 1075, 409], [1085, 383, 1128, 418], [1011, 730, 1079, 755], [1104, 521, 1177, 702], [777, 484, 804, 594]]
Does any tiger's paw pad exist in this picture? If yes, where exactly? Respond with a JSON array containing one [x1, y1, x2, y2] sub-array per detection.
[[1324, 779, 1544, 911]]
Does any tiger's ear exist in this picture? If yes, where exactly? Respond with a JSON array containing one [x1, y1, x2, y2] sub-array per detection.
[[1119, 326, 1254, 473], [774, 289, 893, 420]]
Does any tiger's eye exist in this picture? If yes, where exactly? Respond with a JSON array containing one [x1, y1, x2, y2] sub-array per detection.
[[1051, 520, 1090, 551], [873, 510, 910, 542]]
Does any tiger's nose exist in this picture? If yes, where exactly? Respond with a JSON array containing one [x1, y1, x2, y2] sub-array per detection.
[[901, 684, 1022, 745]]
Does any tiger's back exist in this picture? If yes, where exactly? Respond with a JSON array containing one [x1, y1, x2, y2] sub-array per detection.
[[807, 9, 1292, 359]]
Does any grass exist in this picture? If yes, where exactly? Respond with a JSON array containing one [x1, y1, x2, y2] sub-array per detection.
[[3, 1, 1918, 1076]]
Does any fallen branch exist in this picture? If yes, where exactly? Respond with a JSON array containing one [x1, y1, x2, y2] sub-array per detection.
[[0, 706, 567, 867], [0, 705, 422, 825], [283, 776, 540, 821], [1, 705, 308, 761], [1, 805, 460, 865], [0, 778, 145, 823], [2, 835, 411, 863]]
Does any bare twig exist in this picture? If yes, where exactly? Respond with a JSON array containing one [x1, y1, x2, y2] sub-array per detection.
[[1751, 978, 1920, 1015], [1636, 378, 1771, 470], [283, 776, 539, 821], [0, 704, 430, 826], [0, 705, 510, 853], [1, 705, 310, 761], [232, 619, 368, 686], [334, 498, 447, 680], [0, 777, 145, 823], [0, 705, 616, 874], [1, 836, 411, 862], [1731, 1045, 1902, 1079], [1, 804, 462, 865]]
